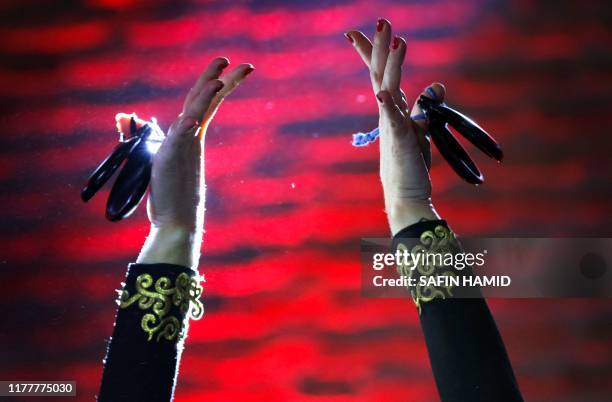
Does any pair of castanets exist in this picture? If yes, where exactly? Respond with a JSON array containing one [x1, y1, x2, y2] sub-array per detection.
[[417, 95, 503, 184], [352, 93, 503, 184], [81, 115, 164, 221]]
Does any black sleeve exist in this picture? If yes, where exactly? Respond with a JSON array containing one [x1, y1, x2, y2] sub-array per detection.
[[393, 220, 523, 402], [98, 263, 204, 402]]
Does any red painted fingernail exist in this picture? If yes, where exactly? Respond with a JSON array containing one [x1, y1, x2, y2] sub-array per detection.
[[376, 19, 384, 32], [344, 32, 353, 43], [245, 66, 254, 75], [392, 36, 400, 49], [376, 94, 383, 103]]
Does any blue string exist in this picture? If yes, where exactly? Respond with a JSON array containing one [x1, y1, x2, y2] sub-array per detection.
[[352, 110, 439, 147], [351, 127, 380, 147], [426, 86, 438, 100]]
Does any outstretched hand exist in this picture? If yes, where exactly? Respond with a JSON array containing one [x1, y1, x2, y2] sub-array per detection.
[[133, 57, 253, 269], [346, 19, 444, 235]]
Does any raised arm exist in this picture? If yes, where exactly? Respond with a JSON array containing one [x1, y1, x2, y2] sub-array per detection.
[[98, 57, 253, 402], [346, 19, 523, 401]]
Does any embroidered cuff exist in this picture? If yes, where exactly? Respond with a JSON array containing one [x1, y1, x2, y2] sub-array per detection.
[[117, 263, 204, 342], [392, 220, 472, 312]]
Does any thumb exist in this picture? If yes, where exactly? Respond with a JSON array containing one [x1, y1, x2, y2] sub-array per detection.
[[410, 83, 446, 169], [410, 82, 446, 132]]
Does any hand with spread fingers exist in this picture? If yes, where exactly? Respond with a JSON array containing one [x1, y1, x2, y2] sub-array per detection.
[[135, 57, 254, 269], [346, 19, 445, 235]]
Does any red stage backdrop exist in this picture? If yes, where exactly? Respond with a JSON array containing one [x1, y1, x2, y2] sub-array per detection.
[[0, 1, 611, 401]]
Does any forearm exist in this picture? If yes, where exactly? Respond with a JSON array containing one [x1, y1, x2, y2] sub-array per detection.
[[137, 225, 202, 269], [100, 225, 203, 401], [97, 56, 249, 401], [419, 298, 522, 401], [98, 263, 203, 402], [393, 219, 523, 402], [386, 199, 440, 236]]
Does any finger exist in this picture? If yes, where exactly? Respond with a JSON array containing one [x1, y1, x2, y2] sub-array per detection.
[[202, 63, 254, 123], [173, 79, 223, 138], [185, 79, 224, 121], [376, 90, 405, 129], [166, 80, 223, 147], [382, 36, 406, 103], [218, 63, 254, 99], [182, 57, 229, 113], [370, 18, 392, 93], [411, 83, 446, 169], [410, 82, 446, 133], [345, 30, 372, 68]]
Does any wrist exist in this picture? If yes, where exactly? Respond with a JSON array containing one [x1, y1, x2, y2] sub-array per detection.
[[386, 199, 440, 236], [136, 224, 202, 269]]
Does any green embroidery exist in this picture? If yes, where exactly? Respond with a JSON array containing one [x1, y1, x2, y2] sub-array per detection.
[[396, 225, 461, 313], [118, 272, 204, 342]]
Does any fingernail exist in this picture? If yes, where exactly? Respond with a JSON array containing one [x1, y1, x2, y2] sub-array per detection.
[[376, 19, 384, 32], [376, 94, 383, 103], [392, 36, 400, 50], [245, 66, 254, 75], [344, 32, 353, 44]]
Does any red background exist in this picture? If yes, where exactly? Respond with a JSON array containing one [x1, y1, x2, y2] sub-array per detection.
[[1, 0, 611, 401]]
